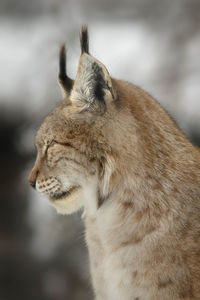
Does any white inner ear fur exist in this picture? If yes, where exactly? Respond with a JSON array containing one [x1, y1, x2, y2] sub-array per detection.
[[70, 53, 113, 107]]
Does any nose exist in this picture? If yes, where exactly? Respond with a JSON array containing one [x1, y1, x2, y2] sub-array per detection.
[[29, 180, 36, 189], [28, 167, 39, 190]]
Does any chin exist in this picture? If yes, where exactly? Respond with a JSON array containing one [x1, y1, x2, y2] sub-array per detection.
[[49, 187, 84, 215]]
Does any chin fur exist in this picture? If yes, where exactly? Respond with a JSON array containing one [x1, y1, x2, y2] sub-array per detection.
[[49, 188, 84, 215]]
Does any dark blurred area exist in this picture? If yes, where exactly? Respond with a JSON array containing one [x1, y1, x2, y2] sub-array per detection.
[[0, 0, 200, 299]]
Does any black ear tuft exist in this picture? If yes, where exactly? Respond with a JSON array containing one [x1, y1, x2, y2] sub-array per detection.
[[58, 43, 73, 92], [59, 43, 67, 79], [80, 25, 89, 54]]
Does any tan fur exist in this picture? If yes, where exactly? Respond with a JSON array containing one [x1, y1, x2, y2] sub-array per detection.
[[29, 29, 200, 299]]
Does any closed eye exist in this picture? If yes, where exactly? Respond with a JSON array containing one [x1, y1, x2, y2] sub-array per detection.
[[45, 145, 49, 155], [45, 140, 72, 153], [56, 141, 72, 147], [45, 140, 79, 156], [50, 140, 75, 149], [44, 140, 57, 155]]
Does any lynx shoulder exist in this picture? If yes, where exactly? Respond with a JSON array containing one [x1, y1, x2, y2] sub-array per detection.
[[29, 26, 200, 299]]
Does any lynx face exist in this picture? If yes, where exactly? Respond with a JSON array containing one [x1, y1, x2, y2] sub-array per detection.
[[33, 136, 97, 214], [29, 27, 117, 215], [29, 103, 107, 215]]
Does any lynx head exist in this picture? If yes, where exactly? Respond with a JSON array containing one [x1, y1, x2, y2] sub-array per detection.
[[28, 26, 138, 215]]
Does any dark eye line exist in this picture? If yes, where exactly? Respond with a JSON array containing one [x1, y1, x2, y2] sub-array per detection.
[[50, 139, 74, 147], [44, 144, 49, 155], [46, 140, 73, 150], [44, 140, 54, 154], [55, 141, 72, 147], [45, 139, 87, 158]]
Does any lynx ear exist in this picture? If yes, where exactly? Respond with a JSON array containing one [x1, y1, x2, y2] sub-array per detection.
[[70, 26, 116, 113], [58, 44, 74, 98]]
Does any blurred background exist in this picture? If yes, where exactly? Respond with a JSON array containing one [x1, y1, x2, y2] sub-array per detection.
[[0, 0, 200, 299]]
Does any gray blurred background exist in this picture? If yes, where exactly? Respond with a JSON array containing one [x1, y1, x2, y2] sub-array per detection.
[[0, 0, 200, 299]]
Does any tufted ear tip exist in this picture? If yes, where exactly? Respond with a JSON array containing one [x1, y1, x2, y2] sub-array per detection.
[[80, 25, 89, 54], [58, 43, 74, 97], [58, 26, 116, 109]]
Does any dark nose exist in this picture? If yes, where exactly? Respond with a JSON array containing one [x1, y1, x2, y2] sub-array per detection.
[[29, 180, 36, 189]]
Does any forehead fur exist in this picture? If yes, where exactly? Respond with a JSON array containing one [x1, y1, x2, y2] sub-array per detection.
[[35, 78, 141, 157], [36, 98, 114, 156]]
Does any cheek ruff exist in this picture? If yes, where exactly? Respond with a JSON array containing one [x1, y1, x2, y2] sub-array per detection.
[[49, 186, 80, 201]]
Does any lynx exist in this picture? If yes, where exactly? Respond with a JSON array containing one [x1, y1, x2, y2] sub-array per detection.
[[29, 26, 200, 299]]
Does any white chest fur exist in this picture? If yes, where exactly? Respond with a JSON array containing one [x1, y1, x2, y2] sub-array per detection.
[[85, 202, 152, 300], [84, 199, 185, 300]]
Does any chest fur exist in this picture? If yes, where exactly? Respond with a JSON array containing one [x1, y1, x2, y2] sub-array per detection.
[[84, 201, 197, 300]]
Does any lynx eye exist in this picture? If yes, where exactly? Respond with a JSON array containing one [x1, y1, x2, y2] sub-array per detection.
[[44, 140, 56, 155], [45, 144, 49, 155], [49, 140, 73, 148], [58, 142, 72, 148], [45, 140, 70, 155]]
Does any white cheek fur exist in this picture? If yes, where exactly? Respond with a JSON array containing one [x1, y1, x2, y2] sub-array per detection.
[[51, 175, 98, 216], [82, 175, 98, 216], [50, 187, 84, 215]]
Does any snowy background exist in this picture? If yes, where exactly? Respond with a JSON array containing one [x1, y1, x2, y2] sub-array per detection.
[[1, 0, 200, 299]]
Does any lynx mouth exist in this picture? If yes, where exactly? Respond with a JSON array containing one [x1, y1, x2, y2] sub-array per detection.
[[50, 186, 79, 201]]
